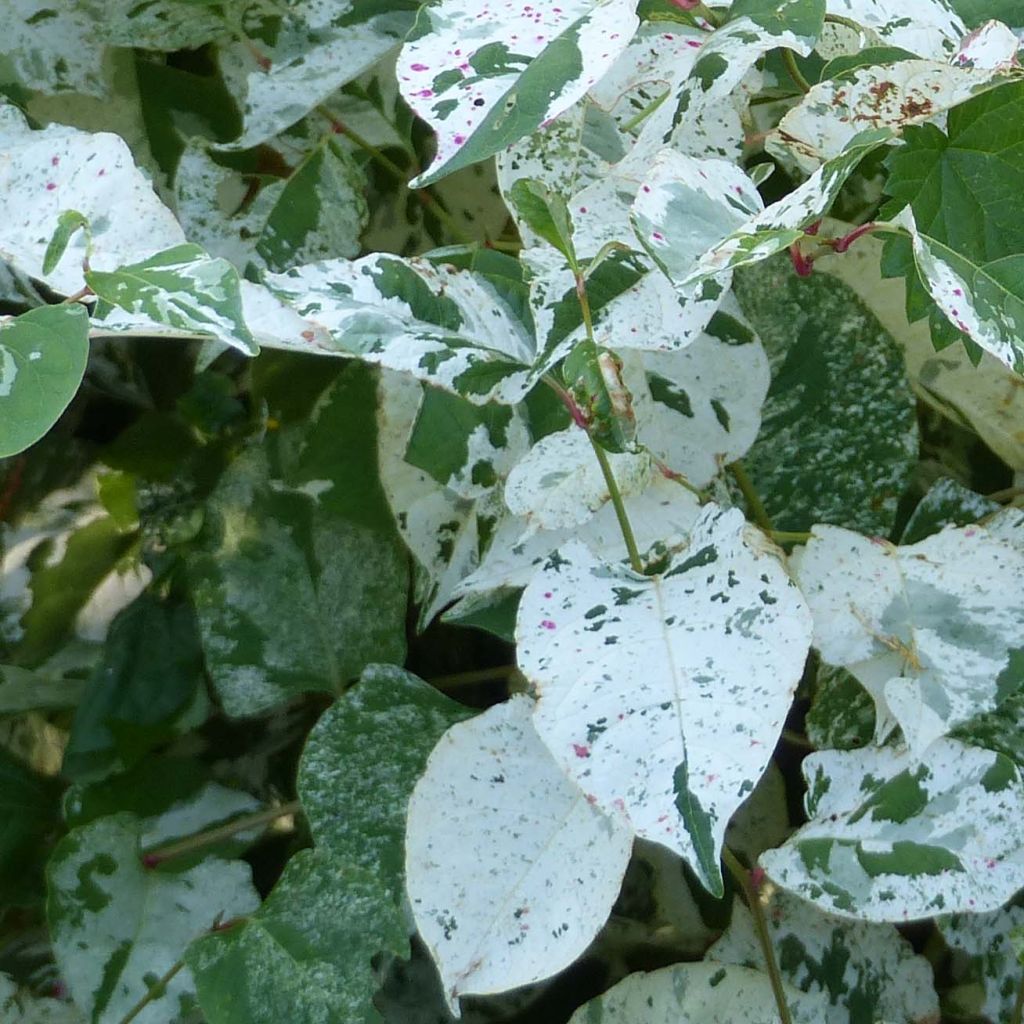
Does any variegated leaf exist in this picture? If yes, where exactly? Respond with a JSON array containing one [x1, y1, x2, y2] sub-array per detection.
[[567, 962, 822, 1024], [710, 888, 940, 1023], [398, 0, 640, 187], [504, 428, 653, 534], [824, 0, 966, 59], [266, 254, 534, 403], [86, 244, 257, 356], [377, 370, 530, 625], [405, 696, 633, 1010], [0, 106, 185, 297], [797, 522, 1024, 754], [770, 58, 1015, 173], [518, 504, 812, 894], [761, 739, 1024, 921], [938, 905, 1024, 1023], [895, 206, 1024, 375]]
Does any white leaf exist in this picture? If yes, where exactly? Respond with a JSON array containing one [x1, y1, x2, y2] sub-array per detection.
[[518, 504, 812, 893], [824, 0, 965, 59], [405, 696, 632, 1010], [0, 107, 185, 296], [761, 739, 1024, 921], [266, 254, 534, 403], [398, 0, 640, 186], [504, 429, 653, 534], [954, 20, 1021, 71], [770, 60, 1014, 173], [710, 889, 939, 1024], [567, 962, 821, 1024], [797, 522, 1024, 754]]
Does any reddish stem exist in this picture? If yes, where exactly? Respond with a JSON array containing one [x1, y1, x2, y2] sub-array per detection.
[[829, 221, 878, 253]]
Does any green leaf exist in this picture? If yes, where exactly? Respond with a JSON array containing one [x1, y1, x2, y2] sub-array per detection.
[[733, 255, 918, 535], [42, 210, 89, 276], [882, 82, 1024, 370], [761, 739, 1024, 920], [951, 0, 1022, 27], [710, 888, 939, 1024], [405, 697, 633, 1008], [399, 0, 640, 186], [0, 305, 90, 458], [47, 813, 259, 1024], [727, 0, 825, 41], [506, 179, 578, 267], [298, 664, 472, 896], [62, 594, 205, 780], [0, 664, 87, 714], [798, 521, 1024, 754], [518, 504, 813, 895], [0, 748, 62, 907], [86, 244, 257, 357], [255, 137, 368, 272], [187, 849, 407, 1024]]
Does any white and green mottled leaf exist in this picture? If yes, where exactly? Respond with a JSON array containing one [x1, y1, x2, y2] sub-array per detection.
[[797, 522, 1024, 754], [0, 305, 90, 459], [761, 739, 1024, 921], [938, 905, 1024, 1023], [806, 664, 877, 751], [504, 428, 654, 534], [899, 476, 1000, 545], [624, 299, 771, 487], [0, 106, 185, 296], [86, 244, 257, 357], [405, 696, 633, 1010], [567, 962, 821, 1024], [710, 889, 939, 1023], [220, 4, 414, 151], [298, 664, 473, 897], [266, 254, 533, 403], [895, 206, 1024, 375], [518, 504, 812, 894], [0, 972, 84, 1024], [186, 849, 407, 1024], [824, 0, 966, 59], [770, 59, 1015, 173], [377, 370, 530, 625], [47, 814, 259, 1024], [398, 0, 640, 187]]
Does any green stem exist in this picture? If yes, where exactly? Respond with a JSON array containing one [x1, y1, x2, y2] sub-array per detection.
[[142, 801, 302, 867], [574, 273, 644, 576], [722, 847, 793, 1024], [782, 49, 811, 95], [319, 107, 473, 246], [823, 12, 866, 33], [116, 958, 185, 1024], [770, 530, 812, 546], [1012, 970, 1024, 1024], [618, 89, 669, 133], [728, 461, 774, 532]]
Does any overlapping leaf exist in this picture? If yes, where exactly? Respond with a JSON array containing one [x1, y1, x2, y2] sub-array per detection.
[[518, 504, 812, 894], [405, 696, 633, 1010], [761, 739, 1024, 920], [797, 522, 1024, 753]]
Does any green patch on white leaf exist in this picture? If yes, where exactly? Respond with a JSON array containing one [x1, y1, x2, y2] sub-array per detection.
[[798, 522, 1024, 753], [0, 106, 185, 296], [567, 961, 822, 1024], [710, 888, 939, 1023], [298, 664, 473, 897], [405, 697, 633, 1011], [47, 813, 259, 1024], [806, 664, 877, 751], [938, 905, 1024, 1023], [825, 0, 966, 59], [518, 504, 812, 894], [187, 849, 407, 1024], [761, 739, 1024, 921], [398, 0, 640, 186], [0, 305, 89, 459]]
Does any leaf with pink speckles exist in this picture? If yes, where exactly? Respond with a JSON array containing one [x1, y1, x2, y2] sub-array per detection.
[[398, 0, 640, 187], [760, 739, 1024, 921], [405, 696, 633, 1011], [796, 521, 1024, 754], [517, 504, 812, 895]]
